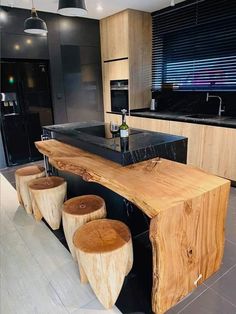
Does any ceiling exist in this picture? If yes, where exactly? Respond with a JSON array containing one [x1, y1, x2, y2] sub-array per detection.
[[1, 0, 185, 19]]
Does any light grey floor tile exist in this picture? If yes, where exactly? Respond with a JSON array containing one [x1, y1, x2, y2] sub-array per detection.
[[0, 230, 69, 314], [72, 298, 122, 314], [166, 284, 208, 313], [210, 265, 236, 306], [230, 188, 236, 197], [47, 260, 95, 312], [1, 276, 69, 314], [0, 230, 45, 286], [0, 209, 17, 236], [226, 203, 236, 245], [180, 288, 236, 314]]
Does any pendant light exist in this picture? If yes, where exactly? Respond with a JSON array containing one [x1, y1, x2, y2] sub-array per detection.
[[58, 0, 88, 17], [24, 0, 48, 35]]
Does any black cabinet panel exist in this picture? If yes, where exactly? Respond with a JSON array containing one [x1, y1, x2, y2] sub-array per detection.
[[59, 17, 100, 46], [27, 113, 42, 160], [1, 33, 49, 60], [1, 115, 30, 165], [61, 45, 103, 122]]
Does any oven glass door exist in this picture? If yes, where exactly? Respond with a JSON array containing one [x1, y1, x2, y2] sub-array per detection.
[[111, 90, 129, 113]]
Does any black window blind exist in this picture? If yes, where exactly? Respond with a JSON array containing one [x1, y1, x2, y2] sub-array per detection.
[[152, 0, 236, 91]]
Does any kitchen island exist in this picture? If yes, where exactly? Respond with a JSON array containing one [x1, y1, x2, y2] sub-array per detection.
[[42, 121, 187, 166], [35, 123, 230, 314]]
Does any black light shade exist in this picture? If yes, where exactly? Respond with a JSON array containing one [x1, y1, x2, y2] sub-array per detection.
[[24, 8, 48, 35], [58, 0, 87, 16]]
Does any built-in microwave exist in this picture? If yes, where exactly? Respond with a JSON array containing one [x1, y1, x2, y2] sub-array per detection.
[[110, 80, 129, 113]]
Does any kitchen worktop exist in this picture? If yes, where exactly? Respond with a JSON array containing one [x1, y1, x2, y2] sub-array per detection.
[[130, 110, 236, 128], [43, 121, 187, 166]]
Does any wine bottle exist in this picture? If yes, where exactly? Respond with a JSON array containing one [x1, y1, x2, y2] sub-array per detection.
[[119, 109, 129, 138], [120, 109, 129, 151]]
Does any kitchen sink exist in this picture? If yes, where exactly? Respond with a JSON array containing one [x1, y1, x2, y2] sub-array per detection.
[[186, 114, 220, 119]]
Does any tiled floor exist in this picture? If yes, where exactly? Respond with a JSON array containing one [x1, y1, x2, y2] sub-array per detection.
[[0, 173, 121, 314], [0, 165, 236, 314]]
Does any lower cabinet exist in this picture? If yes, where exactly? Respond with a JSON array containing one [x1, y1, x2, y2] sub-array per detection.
[[105, 113, 236, 181]]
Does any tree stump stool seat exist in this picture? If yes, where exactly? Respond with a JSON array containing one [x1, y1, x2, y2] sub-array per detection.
[[62, 195, 106, 261], [73, 219, 133, 309], [15, 165, 45, 214], [28, 176, 67, 229]]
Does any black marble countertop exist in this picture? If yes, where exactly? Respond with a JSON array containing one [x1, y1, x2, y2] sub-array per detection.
[[43, 121, 187, 166], [130, 111, 236, 129]]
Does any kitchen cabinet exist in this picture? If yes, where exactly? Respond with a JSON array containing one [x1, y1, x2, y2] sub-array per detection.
[[100, 10, 152, 113], [105, 113, 236, 181], [102, 59, 129, 113], [100, 10, 129, 61]]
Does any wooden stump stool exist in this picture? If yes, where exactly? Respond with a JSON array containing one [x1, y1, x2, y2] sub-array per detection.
[[73, 219, 133, 309], [62, 195, 106, 260], [28, 176, 67, 229], [15, 165, 45, 214]]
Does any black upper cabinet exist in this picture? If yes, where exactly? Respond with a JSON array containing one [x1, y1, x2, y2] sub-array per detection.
[[1, 32, 49, 60], [59, 17, 100, 46]]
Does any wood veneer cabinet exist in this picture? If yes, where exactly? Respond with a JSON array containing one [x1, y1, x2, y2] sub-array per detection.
[[105, 113, 236, 181], [100, 10, 152, 113], [100, 11, 129, 61]]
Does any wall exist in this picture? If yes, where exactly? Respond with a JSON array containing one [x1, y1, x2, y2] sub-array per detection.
[[0, 6, 103, 168], [0, 7, 103, 168], [152, 91, 236, 115]]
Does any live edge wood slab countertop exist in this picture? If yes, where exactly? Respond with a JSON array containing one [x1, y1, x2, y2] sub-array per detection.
[[35, 139, 230, 314]]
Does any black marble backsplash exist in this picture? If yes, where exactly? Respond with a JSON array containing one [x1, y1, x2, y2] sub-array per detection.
[[152, 91, 236, 116]]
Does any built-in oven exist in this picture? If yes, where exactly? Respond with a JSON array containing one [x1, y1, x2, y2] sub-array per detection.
[[110, 80, 129, 113]]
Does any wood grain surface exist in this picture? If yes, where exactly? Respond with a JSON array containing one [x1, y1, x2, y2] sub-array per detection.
[[29, 176, 67, 230], [35, 139, 228, 218], [62, 195, 106, 260], [15, 166, 45, 214], [73, 219, 133, 308], [35, 139, 230, 313]]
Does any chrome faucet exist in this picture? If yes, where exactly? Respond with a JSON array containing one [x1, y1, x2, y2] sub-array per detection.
[[206, 93, 224, 117]]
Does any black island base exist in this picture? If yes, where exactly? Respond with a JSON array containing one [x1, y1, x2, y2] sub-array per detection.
[[43, 121, 187, 166]]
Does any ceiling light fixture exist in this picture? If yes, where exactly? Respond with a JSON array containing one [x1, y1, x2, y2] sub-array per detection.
[[171, 0, 175, 6], [96, 4, 103, 12], [58, 0, 88, 17], [24, 0, 48, 35]]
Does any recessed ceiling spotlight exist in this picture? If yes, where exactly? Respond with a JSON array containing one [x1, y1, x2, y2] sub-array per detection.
[[0, 9, 8, 22], [96, 4, 103, 12]]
